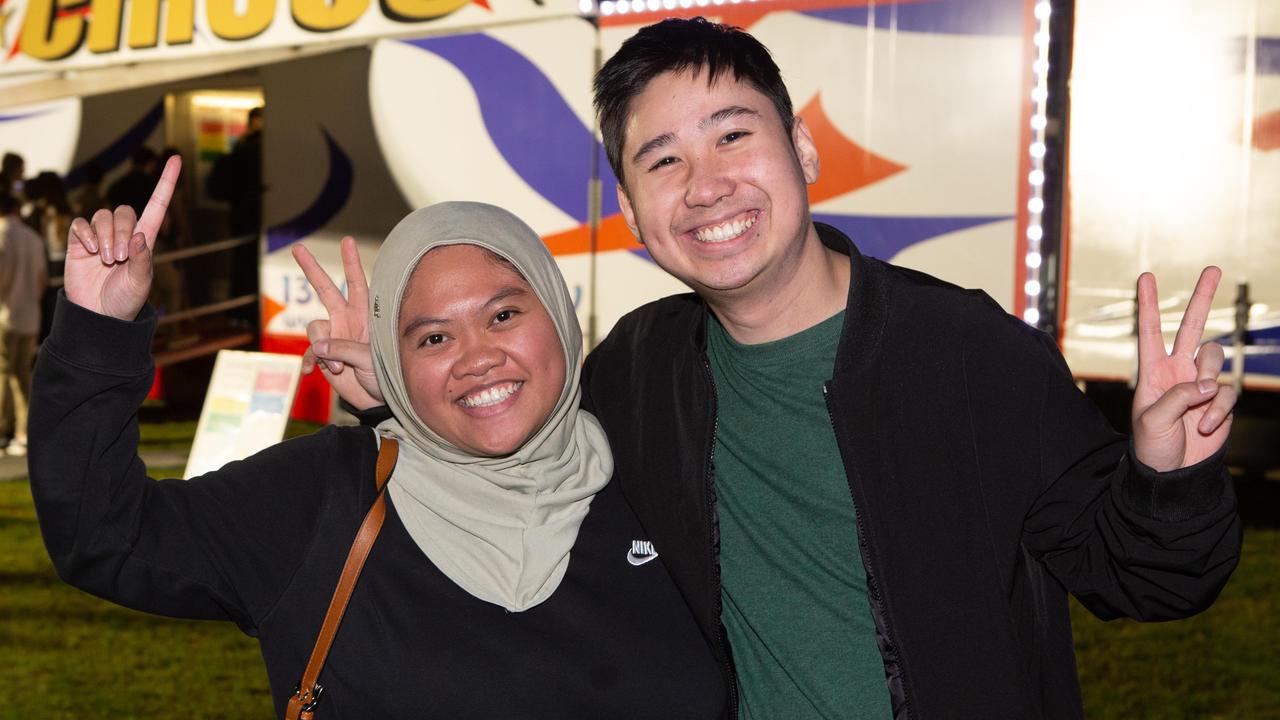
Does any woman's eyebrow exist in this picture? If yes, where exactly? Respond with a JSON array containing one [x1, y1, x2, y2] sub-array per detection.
[[400, 286, 531, 338], [402, 314, 450, 338], [485, 285, 530, 307]]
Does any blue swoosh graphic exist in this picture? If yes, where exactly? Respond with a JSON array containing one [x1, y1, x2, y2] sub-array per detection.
[[805, 0, 1024, 37], [1215, 322, 1280, 377], [629, 214, 1010, 264], [1233, 37, 1280, 75], [64, 102, 165, 189], [813, 213, 1011, 260], [266, 128, 353, 253], [0, 109, 52, 123], [405, 33, 620, 222]]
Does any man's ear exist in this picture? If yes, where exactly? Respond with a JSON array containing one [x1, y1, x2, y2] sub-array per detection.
[[791, 117, 821, 185], [616, 183, 643, 243]]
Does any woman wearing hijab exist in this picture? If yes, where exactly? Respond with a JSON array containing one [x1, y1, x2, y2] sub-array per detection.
[[29, 159, 726, 718]]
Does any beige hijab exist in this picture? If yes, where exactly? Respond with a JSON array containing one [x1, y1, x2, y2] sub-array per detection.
[[368, 202, 612, 612]]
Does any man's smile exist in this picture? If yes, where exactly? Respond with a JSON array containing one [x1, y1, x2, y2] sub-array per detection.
[[692, 210, 759, 244]]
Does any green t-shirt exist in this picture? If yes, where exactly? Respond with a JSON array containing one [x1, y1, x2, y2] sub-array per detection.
[[707, 310, 891, 720]]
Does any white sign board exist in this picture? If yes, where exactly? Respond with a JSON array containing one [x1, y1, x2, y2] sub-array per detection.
[[185, 349, 303, 479]]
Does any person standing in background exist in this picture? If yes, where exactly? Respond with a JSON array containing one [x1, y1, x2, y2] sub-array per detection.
[[217, 106, 264, 238], [0, 192, 48, 457], [1, 153, 24, 202], [107, 147, 159, 219], [71, 161, 107, 219]]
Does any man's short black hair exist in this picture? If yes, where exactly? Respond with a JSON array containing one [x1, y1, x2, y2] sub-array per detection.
[[248, 106, 264, 124], [593, 17, 794, 188], [0, 191, 18, 215]]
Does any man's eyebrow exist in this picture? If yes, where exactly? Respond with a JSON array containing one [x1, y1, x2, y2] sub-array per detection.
[[699, 105, 760, 130], [400, 285, 530, 338], [630, 106, 762, 167], [631, 132, 676, 167]]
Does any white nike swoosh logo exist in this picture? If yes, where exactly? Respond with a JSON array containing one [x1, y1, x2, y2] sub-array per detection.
[[627, 551, 659, 566]]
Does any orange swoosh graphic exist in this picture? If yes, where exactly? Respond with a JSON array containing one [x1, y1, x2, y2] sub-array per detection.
[[543, 213, 640, 256], [797, 93, 906, 204], [600, 0, 934, 30], [261, 294, 287, 331], [1254, 110, 1280, 151], [540, 93, 904, 257]]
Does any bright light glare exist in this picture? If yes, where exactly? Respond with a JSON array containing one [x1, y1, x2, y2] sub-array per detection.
[[1027, 224, 1044, 241], [1029, 169, 1045, 186], [1028, 197, 1045, 213], [1032, 87, 1048, 103], [1034, 2, 1051, 20], [1030, 142, 1046, 158], [191, 94, 262, 110], [1025, 280, 1043, 296], [1031, 114, 1047, 130], [1026, 251, 1043, 269], [1033, 59, 1050, 75], [1023, 307, 1041, 325]]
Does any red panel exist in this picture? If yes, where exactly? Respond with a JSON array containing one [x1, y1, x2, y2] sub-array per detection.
[[146, 367, 164, 401]]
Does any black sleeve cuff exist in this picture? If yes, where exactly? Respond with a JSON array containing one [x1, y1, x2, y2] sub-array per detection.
[[44, 290, 157, 376], [1122, 439, 1231, 523], [343, 400, 392, 427]]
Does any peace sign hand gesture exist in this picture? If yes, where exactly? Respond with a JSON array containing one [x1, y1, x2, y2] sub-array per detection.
[[1131, 266, 1237, 472], [64, 155, 180, 321], [291, 237, 383, 411]]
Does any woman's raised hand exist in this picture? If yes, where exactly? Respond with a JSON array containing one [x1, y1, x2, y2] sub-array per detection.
[[292, 236, 384, 410], [65, 155, 180, 320]]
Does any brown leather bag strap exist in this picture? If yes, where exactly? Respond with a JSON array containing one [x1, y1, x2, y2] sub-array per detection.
[[285, 437, 399, 720]]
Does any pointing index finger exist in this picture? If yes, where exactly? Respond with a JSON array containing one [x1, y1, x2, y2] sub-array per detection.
[[1172, 266, 1221, 358], [136, 155, 181, 248]]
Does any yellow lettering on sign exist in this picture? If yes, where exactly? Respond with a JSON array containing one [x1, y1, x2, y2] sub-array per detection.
[[293, 0, 368, 32], [207, 0, 275, 41], [127, 0, 160, 48], [19, 0, 87, 60], [86, 0, 123, 53], [124, 0, 194, 48], [379, 0, 467, 23], [166, 0, 195, 45]]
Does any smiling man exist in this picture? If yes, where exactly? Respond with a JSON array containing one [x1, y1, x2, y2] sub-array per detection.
[[582, 17, 1242, 719]]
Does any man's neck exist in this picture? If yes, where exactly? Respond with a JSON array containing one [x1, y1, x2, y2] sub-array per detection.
[[706, 227, 851, 345]]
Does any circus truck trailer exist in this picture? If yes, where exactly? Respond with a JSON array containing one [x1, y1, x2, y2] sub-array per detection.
[[1061, 0, 1280, 471], [1, 0, 1043, 422], [15, 0, 1276, 458]]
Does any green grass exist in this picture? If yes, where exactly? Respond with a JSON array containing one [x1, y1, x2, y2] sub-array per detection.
[[0, 475, 272, 719], [3, 424, 1278, 717], [1071, 524, 1280, 719]]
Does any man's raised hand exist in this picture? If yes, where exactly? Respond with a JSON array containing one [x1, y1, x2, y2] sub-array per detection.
[[1131, 266, 1237, 472], [65, 155, 180, 321], [292, 237, 383, 410]]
